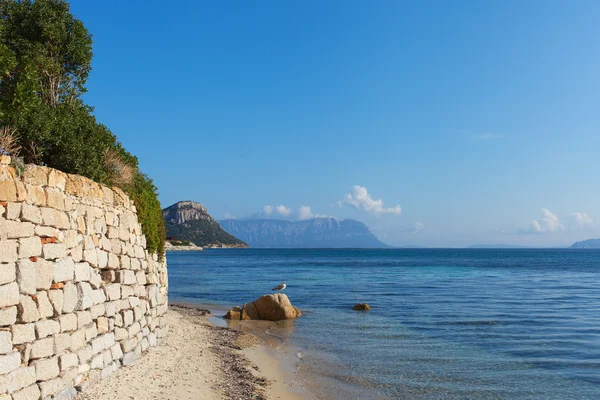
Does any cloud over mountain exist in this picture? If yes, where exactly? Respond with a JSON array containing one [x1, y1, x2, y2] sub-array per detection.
[[341, 185, 401, 215]]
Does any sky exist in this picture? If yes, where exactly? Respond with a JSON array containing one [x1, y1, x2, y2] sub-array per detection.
[[69, 0, 600, 247]]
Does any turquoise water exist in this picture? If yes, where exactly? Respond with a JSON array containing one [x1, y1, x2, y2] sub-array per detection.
[[167, 249, 600, 399]]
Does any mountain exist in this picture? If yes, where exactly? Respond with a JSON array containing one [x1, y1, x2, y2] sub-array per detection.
[[163, 201, 247, 248], [467, 244, 530, 249], [570, 239, 600, 249], [218, 218, 391, 248]]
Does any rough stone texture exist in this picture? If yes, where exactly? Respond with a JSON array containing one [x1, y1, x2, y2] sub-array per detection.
[[0, 285, 20, 313], [0, 262, 15, 285], [0, 161, 168, 399], [225, 293, 302, 321]]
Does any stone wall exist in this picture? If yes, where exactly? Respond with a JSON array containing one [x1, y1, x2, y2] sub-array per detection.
[[0, 156, 168, 400]]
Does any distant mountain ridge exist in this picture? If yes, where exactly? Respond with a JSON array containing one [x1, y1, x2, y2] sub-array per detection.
[[218, 218, 391, 248], [570, 239, 600, 249], [467, 244, 530, 249], [163, 201, 247, 248]]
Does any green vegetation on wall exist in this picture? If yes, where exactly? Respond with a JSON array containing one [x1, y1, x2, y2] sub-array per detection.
[[0, 0, 165, 256]]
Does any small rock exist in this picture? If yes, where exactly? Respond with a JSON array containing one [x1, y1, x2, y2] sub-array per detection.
[[353, 303, 371, 311]]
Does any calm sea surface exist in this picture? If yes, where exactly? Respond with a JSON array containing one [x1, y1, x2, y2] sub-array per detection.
[[167, 249, 600, 399]]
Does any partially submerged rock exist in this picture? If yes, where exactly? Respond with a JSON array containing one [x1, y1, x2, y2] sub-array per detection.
[[224, 294, 301, 321], [353, 303, 371, 311]]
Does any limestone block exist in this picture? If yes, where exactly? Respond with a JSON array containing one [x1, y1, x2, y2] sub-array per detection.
[[0, 330, 11, 353], [59, 353, 78, 371], [114, 327, 127, 341], [91, 353, 103, 369], [0, 180, 17, 202], [0, 306, 17, 326], [43, 243, 66, 260], [120, 285, 134, 299], [89, 269, 102, 289], [90, 289, 106, 306], [104, 284, 121, 301], [70, 330, 86, 351], [61, 282, 77, 314], [39, 376, 63, 398], [75, 282, 93, 310], [97, 317, 109, 334], [147, 332, 157, 347], [121, 310, 133, 327], [105, 301, 116, 317], [30, 337, 53, 359], [0, 240, 18, 263], [10, 384, 40, 400], [5, 221, 35, 240], [75, 215, 85, 234], [41, 207, 69, 229], [120, 255, 130, 270], [12, 323, 35, 345], [36, 319, 60, 339], [6, 202, 21, 220], [35, 259, 53, 290], [70, 244, 83, 262], [100, 236, 112, 252], [0, 262, 15, 285], [16, 259, 36, 295], [106, 254, 119, 271], [48, 289, 63, 316], [17, 237, 40, 259], [20, 204, 41, 225], [53, 333, 71, 354], [62, 230, 80, 249], [117, 270, 136, 285], [90, 304, 105, 319], [128, 296, 140, 308], [82, 248, 97, 267], [0, 351, 21, 375], [23, 165, 49, 186], [58, 313, 77, 333], [76, 345, 93, 363], [120, 337, 138, 353], [32, 356, 59, 381], [73, 262, 90, 282], [35, 291, 54, 319], [45, 188, 65, 210], [96, 249, 108, 269], [34, 225, 59, 238], [48, 169, 67, 191], [25, 184, 45, 206], [127, 322, 140, 337], [76, 311, 92, 329], [5, 366, 36, 393], [135, 271, 147, 285], [52, 257, 74, 283], [109, 239, 122, 254], [18, 295, 40, 323], [130, 258, 141, 271], [85, 325, 98, 342]]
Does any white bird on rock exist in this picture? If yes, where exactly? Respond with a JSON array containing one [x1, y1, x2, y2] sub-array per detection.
[[272, 282, 286, 291]]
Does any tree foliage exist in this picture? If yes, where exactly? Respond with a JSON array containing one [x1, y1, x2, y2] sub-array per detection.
[[0, 0, 165, 256]]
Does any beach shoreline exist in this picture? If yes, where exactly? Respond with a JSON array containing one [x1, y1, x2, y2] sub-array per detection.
[[77, 305, 307, 400]]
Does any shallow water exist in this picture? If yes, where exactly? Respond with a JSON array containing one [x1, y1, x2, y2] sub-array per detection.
[[167, 249, 600, 399]]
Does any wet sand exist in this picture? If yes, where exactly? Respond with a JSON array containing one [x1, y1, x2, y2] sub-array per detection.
[[77, 305, 307, 400]]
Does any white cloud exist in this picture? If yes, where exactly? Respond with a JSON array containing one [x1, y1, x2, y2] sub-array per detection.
[[297, 206, 313, 220], [297, 205, 329, 220], [569, 212, 595, 230], [342, 185, 401, 215], [223, 212, 236, 219], [276, 205, 291, 216], [263, 205, 273, 216], [530, 208, 562, 233]]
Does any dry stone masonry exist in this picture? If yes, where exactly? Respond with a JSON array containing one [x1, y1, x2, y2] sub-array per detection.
[[0, 156, 168, 399]]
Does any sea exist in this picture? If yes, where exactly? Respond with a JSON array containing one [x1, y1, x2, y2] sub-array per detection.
[[167, 249, 600, 399]]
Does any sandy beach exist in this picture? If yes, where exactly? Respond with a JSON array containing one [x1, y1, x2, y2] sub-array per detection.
[[77, 306, 307, 400]]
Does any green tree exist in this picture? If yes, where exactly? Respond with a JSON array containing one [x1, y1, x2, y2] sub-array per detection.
[[0, 0, 165, 256]]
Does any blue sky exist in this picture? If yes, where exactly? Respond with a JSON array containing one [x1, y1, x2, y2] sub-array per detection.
[[69, 0, 600, 247]]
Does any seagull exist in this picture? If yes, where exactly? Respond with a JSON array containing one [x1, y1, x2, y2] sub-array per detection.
[[272, 282, 286, 291]]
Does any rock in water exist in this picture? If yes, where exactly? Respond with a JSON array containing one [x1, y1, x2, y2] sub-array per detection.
[[224, 294, 301, 321], [353, 303, 371, 311], [224, 306, 242, 320]]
